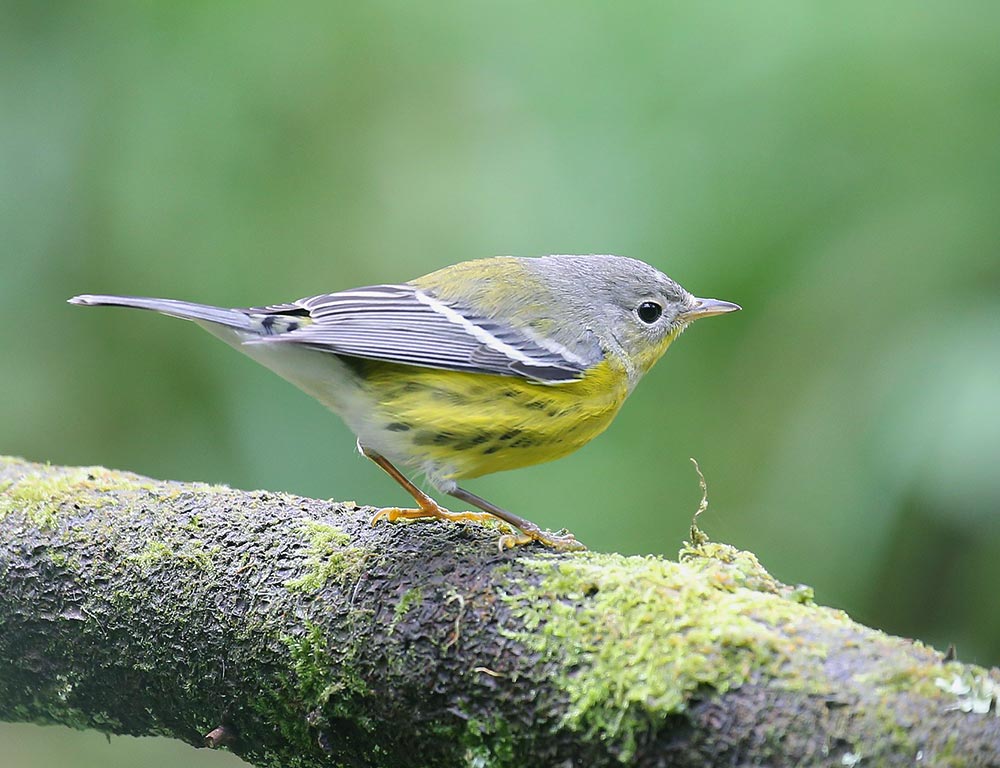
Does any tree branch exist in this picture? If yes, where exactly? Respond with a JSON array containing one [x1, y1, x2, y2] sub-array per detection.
[[1, 455, 998, 766]]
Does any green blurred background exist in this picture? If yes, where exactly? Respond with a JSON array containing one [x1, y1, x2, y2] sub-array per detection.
[[3, 2, 999, 765]]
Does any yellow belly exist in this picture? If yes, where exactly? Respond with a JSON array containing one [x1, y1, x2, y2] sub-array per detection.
[[350, 358, 630, 481]]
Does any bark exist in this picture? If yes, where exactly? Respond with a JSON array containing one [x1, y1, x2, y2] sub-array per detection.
[[0, 455, 998, 767]]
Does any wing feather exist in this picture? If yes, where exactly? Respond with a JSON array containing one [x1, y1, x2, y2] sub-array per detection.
[[243, 284, 598, 383]]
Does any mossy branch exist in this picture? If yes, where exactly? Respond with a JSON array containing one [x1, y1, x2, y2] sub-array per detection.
[[1, 456, 998, 767]]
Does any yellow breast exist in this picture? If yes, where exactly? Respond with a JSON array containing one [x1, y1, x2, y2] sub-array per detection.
[[351, 358, 630, 481]]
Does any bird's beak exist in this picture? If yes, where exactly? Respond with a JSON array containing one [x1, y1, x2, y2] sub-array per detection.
[[680, 297, 742, 321]]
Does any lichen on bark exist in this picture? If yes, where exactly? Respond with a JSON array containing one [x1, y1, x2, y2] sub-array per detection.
[[1, 456, 999, 767]]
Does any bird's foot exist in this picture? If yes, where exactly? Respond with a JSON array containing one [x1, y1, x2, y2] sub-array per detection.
[[371, 503, 497, 526], [497, 527, 587, 553], [370, 499, 587, 553]]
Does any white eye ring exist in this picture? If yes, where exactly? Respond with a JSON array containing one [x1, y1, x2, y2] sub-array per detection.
[[637, 301, 662, 324]]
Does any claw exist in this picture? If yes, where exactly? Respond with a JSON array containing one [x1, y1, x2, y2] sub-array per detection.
[[359, 445, 585, 553], [497, 533, 533, 552], [497, 529, 587, 553]]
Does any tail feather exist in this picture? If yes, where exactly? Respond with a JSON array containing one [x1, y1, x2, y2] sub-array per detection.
[[68, 294, 255, 331]]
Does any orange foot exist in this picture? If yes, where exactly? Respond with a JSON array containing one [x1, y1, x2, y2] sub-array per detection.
[[371, 502, 496, 526], [497, 528, 587, 553]]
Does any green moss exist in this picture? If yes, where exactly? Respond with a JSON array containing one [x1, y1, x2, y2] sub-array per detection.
[[12, 671, 125, 733], [680, 539, 804, 599], [284, 520, 367, 592], [130, 540, 173, 566], [262, 621, 371, 753], [127, 538, 218, 572], [848, 640, 1000, 726], [160, 481, 233, 500], [47, 551, 74, 569], [285, 621, 370, 710], [253, 679, 314, 749], [501, 551, 830, 762], [0, 465, 155, 530], [388, 587, 423, 636], [460, 716, 517, 768]]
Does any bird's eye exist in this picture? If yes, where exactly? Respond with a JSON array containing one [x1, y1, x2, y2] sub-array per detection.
[[637, 301, 662, 324]]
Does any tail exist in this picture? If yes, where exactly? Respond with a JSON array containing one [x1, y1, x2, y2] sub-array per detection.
[[68, 294, 256, 332]]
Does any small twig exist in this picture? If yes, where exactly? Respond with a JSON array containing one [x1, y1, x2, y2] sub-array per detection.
[[443, 591, 466, 650], [689, 457, 710, 546], [473, 666, 504, 678]]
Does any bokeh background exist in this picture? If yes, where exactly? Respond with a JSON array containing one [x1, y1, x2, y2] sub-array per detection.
[[3, 3, 999, 766]]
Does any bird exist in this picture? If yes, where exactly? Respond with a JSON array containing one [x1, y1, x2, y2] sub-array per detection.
[[69, 254, 739, 551]]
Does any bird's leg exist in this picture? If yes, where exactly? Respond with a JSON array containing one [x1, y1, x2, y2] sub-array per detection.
[[359, 444, 495, 525], [360, 443, 586, 552], [446, 486, 587, 553]]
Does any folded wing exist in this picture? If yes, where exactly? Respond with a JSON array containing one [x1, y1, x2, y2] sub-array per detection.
[[246, 284, 599, 384]]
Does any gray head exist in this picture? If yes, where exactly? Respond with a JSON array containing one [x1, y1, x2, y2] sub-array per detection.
[[525, 254, 740, 383]]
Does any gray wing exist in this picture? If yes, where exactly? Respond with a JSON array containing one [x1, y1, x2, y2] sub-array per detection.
[[244, 284, 600, 384]]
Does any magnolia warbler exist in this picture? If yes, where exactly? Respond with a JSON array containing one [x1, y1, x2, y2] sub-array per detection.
[[70, 254, 739, 551]]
